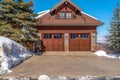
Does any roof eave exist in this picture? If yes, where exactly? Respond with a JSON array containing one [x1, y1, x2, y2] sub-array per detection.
[[37, 23, 103, 27]]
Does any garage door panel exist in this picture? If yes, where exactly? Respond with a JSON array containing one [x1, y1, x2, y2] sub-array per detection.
[[52, 39, 64, 51], [69, 33, 90, 51], [79, 34, 90, 51], [57, 40, 64, 51], [69, 39, 80, 51], [52, 40, 56, 51], [42, 33, 64, 51], [69, 34, 79, 51], [47, 40, 53, 51]]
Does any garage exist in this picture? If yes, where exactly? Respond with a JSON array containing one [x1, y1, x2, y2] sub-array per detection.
[[42, 33, 64, 51], [36, 0, 103, 52], [69, 33, 90, 51]]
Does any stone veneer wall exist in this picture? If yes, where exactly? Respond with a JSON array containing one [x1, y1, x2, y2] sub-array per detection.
[[91, 33, 97, 51]]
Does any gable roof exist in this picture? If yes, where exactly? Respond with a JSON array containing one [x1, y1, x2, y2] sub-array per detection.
[[50, 0, 81, 13], [36, 0, 104, 26]]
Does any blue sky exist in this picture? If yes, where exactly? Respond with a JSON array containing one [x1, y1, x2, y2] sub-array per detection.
[[29, 0, 120, 38]]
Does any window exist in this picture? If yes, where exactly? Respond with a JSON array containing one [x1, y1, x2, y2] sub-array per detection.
[[80, 34, 89, 38], [60, 12, 65, 19], [70, 34, 78, 39], [54, 34, 62, 39], [66, 12, 72, 19], [59, 12, 72, 19], [43, 34, 52, 39]]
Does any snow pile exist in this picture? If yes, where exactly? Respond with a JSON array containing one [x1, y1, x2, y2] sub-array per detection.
[[38, 75, 87, 80], [1, 75, 120, 80], [0, 36, 32, 74], [94, 50, 120, 59]]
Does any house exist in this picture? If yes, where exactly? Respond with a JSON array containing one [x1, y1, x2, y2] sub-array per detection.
[[36, 0, 103, 52]]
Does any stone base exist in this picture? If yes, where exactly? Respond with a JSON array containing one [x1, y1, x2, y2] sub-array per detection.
[[91, 44, 97, 52]]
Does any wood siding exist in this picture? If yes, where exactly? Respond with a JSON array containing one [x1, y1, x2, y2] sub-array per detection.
[[42, 33, 64, 51]]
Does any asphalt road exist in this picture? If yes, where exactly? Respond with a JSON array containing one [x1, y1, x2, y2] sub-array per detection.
[[1, 53, 120, 78]]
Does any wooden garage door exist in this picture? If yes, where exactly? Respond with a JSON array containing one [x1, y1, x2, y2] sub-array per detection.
[[42, 33, 64, 51], [69, 33, 90, 51]]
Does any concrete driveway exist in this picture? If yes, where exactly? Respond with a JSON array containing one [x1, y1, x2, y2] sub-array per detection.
[[2, 52, 120, 78]]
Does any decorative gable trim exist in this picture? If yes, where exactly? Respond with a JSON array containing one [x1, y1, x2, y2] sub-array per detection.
[[50, 0, 81, 14]]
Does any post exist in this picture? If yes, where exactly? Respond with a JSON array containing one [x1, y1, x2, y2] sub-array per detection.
[[64, 33, 69, 52], [91, 33, 97, 52]]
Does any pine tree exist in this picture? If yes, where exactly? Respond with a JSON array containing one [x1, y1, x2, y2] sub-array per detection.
[[0, 0, 21, 41], [0, 0, 38, 49], [107, 3, 120, 53], [15, 0, 38, 42]]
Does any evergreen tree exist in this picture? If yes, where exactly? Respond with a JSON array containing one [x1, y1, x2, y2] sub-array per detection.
[[0, 0, 20, 40], [0, 0, 38, 49], [107, 3, 120, 53]]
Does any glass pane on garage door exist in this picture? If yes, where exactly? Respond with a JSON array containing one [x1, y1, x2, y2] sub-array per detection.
[[43, 34, 52, 39], [70, 34, 78, 39], [54, 33, 63, 39], [80, 34, 89, 38]]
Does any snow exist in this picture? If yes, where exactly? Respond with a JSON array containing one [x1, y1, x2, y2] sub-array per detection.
[[35, 10, 98, 21], [94, 50, 107, 57], [97, 37, 107, 43], [35, 10, 50, 19], [0, 36, 32, 74], [37, 75, 96, 80], [94, 50, 120, 59], [81, 11, 98, 20], [1, 76, 120, 80]]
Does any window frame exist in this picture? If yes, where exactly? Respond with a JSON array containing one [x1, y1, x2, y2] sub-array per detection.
[[66, 12, 72, 19], [80, 34, 89, 38], [59, 12, 65, 19], [54, 33, 63, 39], [70, 34, 79, 39], [59, 11, 72, 19], [43, 34, 52, 39]]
